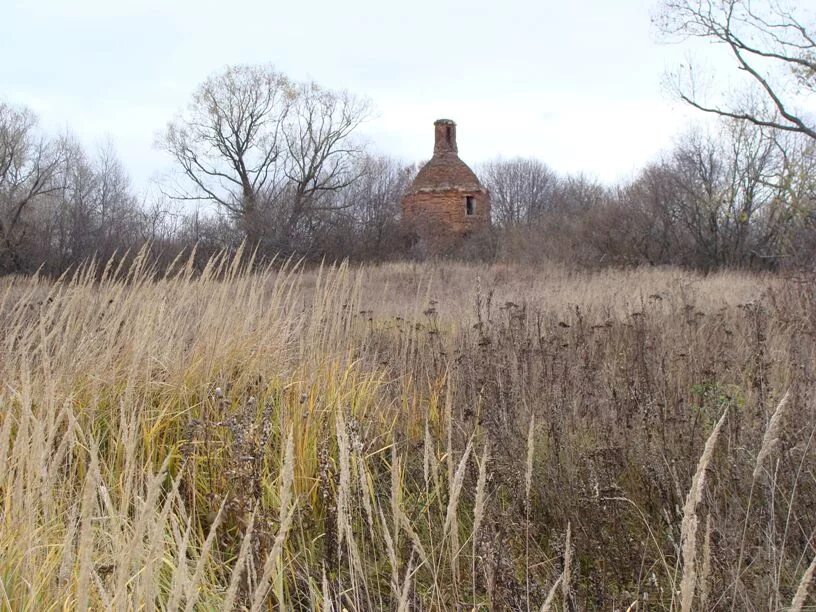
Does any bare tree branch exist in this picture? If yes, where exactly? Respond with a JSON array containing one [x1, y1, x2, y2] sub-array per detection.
[[656, 0, 816, 140]]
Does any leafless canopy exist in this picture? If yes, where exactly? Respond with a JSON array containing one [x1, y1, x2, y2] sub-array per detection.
[[0, 103, 63, 269], [161, 65, 294, 215], [478, 158, 558, 226], [160, 64, 371, 246], [655, 0, 816, 140]]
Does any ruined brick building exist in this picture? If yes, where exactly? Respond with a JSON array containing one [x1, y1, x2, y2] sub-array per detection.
[[401, 119, 491, 253]]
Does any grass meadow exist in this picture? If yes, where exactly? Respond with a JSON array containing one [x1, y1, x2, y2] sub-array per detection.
[[1, 249, 815, 610]]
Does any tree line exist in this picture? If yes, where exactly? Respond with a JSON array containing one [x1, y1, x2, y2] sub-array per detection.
[[1, 0, 813, 274], [487, 122, 816, 268]]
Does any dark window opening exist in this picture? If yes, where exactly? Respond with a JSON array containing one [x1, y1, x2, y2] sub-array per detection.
[[465, 196, 475, 216], [446, 126, 453, 146]]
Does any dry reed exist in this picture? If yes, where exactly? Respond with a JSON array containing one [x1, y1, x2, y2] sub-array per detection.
[[0, 252, 812, 610], [679, 406, 728, 612]]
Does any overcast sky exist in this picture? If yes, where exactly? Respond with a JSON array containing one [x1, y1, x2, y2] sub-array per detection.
[[3, 0, 727, 192]]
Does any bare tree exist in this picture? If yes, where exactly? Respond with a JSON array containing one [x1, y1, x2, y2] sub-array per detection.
[[12, 134, 141, 272], [581, 163, 687, 266], [338, 154, 416, 256], [656, 0, 816, 140], [0, 102, 64, 271], [478, 157, 558, 226], [274, 82, 370, 250], [551, 173, 610, 213], [161, 65, 370, 251], [629, 119, 816, 267], [160, 65, 294, 238]]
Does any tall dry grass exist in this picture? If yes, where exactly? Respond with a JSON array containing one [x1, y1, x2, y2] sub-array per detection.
[[0, 250, 814, 610]]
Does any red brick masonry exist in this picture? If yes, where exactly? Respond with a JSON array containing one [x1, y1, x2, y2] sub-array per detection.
[[402, 119, 491, 253]]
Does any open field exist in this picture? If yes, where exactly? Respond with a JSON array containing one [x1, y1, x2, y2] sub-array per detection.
[[1, 252, 815, 610]]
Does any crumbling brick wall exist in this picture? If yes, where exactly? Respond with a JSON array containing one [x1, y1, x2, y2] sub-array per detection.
[[402, 189, 490, 252], [401, 119, 491, 253]]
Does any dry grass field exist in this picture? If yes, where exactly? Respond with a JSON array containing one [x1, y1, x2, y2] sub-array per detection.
[[1, 250, 815, 610]]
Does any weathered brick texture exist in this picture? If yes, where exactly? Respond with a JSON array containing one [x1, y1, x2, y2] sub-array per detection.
[[401, 119, 491, 253]]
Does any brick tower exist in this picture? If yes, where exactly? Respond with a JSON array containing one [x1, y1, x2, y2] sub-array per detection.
[[402, 119, 490, 253]]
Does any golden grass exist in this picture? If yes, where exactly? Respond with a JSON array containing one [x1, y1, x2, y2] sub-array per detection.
[[0, 250, 813, 610]]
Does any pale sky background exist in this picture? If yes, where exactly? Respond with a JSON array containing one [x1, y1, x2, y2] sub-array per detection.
[[3, 0, 730, 194]]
